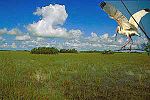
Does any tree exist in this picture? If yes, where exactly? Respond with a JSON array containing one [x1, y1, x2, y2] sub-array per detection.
[[60, 49, 67, 53], [144, 42, 150, 56], [31, 47, 59, 54], [59, 49, 78, 53], [102, 50, 114, 54]]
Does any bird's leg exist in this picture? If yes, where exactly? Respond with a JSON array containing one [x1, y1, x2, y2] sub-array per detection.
[[115, 28, 118, 41], [115, 33, 118, 41], [121, 35, 131, 50], [129, 38, 133, 51]]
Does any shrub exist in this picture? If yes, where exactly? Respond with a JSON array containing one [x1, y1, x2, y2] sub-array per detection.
[[31, 47, 59, 54], [80, 50, 101, 53], [60, 49, 78, 53], [144, 42, 150, 56], [102, 50, 114, 54]]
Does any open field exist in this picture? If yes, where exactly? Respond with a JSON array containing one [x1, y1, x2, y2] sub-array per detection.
[[0, 51, 150, 100]]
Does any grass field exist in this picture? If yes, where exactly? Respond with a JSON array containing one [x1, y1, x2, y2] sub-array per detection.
[[0, 51, 150, 100]]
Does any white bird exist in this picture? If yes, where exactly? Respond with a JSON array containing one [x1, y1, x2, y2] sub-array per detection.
[[99, 1, 150, 50]]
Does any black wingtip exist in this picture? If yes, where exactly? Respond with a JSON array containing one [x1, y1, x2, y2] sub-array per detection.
[[99, 1, 106, 9], [144, 8, 150, 12]]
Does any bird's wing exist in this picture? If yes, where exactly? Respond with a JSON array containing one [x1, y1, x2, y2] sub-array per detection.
[[129, 9, 150, 29], [99, 2, 131, 30]]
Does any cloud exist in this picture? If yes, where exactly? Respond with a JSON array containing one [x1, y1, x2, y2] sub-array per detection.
[[8, 28, 23, 35], [11, 43, 17, 48], [3, 31, 146, 50], [0, 37, 3, 40], [0, 28, 22, 35], [60, 33, 120, 50], [36, 37, 45, 41], [100, 33, 109, 39], [0, 36, 5, 41], [91, 32, 98, 38], [86, 32, 99, 42], [27, 4, 83, 39], [27, 4, 69, 37], [61, 32, 146, 50], [0, 28, 7, 34], [17, 37, 60, 49], [15, 35, 31, 41], [14, 33, 120, 50], [68, 29, 83, 39], [0, 42, 17, 49], [0, 43, 9, 48]]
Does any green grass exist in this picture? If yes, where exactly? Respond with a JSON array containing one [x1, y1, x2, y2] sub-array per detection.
[[0, 51, 150, 100]]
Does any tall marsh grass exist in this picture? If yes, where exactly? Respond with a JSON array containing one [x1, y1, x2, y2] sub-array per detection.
[[0, 51, 150, 99]]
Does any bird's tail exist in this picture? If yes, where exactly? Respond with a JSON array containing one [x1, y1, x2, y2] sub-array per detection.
[[144, 8, 150, 13]]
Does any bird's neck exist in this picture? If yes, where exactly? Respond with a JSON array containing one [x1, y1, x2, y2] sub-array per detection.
[[118, 28, 122, 34]]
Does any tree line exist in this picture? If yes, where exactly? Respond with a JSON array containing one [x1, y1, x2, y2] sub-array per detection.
[[31, 47, 78, 54], [30, 47, 113, 55], [30, 43, 150, 55], [59, 49, 78, 53]]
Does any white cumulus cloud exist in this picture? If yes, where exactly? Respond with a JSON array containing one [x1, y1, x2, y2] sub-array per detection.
[[27, 4, 69, 37], [8, 28, 22, 35], [0, 28, 22, 35], [68, 29, 83, 39], [0, 36, 5, 41], [11, 43, 17, 48], [0, 28, 7, 34], [15, 35, 31, 41]]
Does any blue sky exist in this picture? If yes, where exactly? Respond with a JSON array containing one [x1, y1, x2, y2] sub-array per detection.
[[0, 0, 113, 35], [0, 0, 149, 50]]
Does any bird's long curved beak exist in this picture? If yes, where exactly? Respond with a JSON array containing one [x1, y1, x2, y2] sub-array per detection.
[[116, 27, 119, 33]]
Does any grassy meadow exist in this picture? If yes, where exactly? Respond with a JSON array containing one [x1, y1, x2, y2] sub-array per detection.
[[0, 51, 150, 100]]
